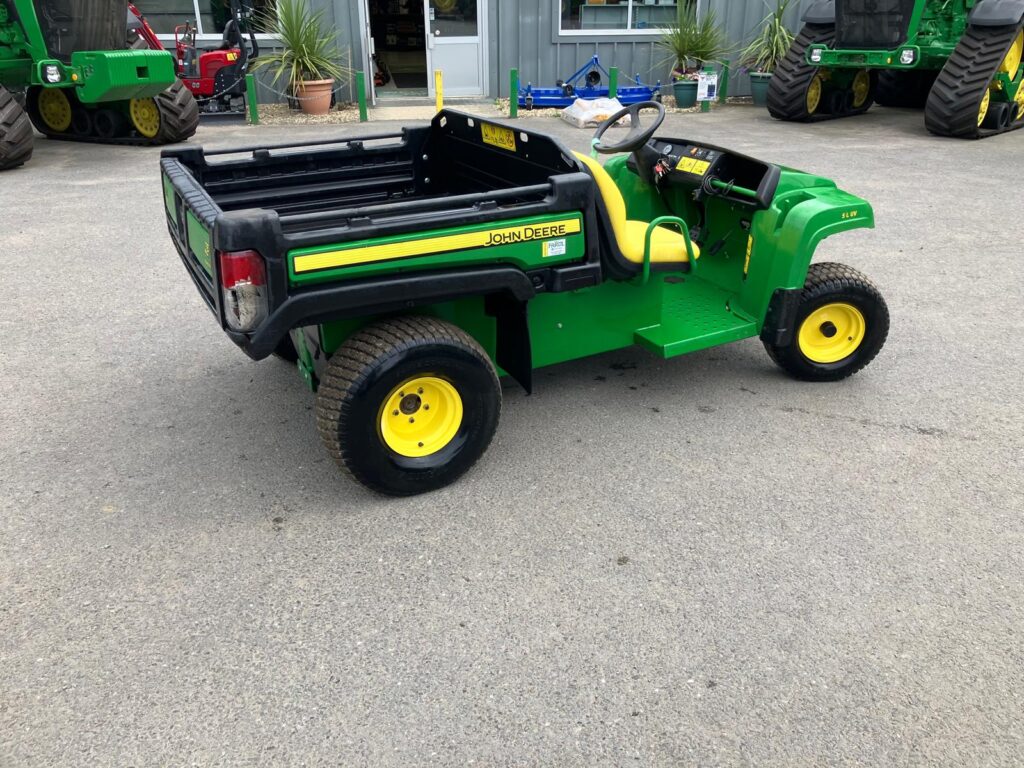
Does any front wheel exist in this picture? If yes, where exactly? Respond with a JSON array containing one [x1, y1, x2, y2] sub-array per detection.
[[315, 316, 501, 496], [765, 263, 889, 382], [0, 85, 33, 171]]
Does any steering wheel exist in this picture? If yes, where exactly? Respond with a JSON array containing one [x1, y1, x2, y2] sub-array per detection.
[[592, 101, 666, 155]]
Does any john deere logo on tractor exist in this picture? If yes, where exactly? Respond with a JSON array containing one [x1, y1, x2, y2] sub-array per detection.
[[486, 222, 572, 245]]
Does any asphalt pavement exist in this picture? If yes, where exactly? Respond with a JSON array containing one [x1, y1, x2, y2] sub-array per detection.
[[1, 106, 1022, 766]]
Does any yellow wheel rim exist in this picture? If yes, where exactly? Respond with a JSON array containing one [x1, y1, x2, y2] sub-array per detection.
[[1016, 84, 1024, 120], [379, 376, 463, 458], [978, 88, 991, 127], [37, 88, 72, 132], [798, 303, 866, 364], [129, 97, 160, 138], [999, 31, 1023, 77], [807, 74, 823, 114], [851, 69, 871, 108]]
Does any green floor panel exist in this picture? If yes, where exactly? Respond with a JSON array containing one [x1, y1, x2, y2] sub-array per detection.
[[634, 278, 757, 359]]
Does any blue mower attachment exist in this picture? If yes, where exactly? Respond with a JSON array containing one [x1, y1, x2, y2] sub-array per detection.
[[518, 55, 662, 109]]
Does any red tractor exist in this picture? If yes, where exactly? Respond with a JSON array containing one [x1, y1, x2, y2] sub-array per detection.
[[128, 0, 257, 116]]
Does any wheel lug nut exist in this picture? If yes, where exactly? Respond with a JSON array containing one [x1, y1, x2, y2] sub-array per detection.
[[418, 442, 424, 448], [392, 410, 399, 416], [409, 417, 415, 423], [417, 388, 423, 394], [423, 405, 430, 410]]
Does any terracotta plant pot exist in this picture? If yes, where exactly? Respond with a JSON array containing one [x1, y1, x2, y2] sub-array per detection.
[[750, 72, 773, 107], [296, 78, 334, 115]]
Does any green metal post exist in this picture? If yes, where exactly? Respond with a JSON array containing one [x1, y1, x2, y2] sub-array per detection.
[[245, 73, 259, 125], [719, 60, 730, 102], [356, 70, 369, 122], [609, 67, 618, 99], [510, 68, 519, 118]]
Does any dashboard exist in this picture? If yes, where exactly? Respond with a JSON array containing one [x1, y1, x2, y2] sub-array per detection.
[[646, 139, 781, 209]]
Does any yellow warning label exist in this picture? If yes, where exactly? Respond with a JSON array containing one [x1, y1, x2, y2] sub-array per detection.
[[481, 122, 517, 152], [676, 157, 712, 176], [293, 218, 582, 273]]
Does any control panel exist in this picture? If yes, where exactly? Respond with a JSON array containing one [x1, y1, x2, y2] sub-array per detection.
[[646, 139, 780, 209]]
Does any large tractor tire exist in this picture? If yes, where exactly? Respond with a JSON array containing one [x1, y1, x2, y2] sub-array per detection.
[[925, 24, 1024, 138], [767, 23, 836, 121], [153, 80, 199, 144], [0, 85, 34, 171], [875, 70, 938, 109]]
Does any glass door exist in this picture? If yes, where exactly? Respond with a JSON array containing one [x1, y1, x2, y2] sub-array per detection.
[[424, 0, 483, 97]]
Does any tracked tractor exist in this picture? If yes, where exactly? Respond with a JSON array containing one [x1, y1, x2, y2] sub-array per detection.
[[767, 0, 1024, 138], [0, 0, 198, 171]]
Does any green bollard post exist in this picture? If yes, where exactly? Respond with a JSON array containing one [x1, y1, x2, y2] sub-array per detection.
[[245, 73, 259, 124], [356, 70, 369, 122], [719, 60, 730, 102], [609, 67, 618, 99], [510, 68, 519, 118]]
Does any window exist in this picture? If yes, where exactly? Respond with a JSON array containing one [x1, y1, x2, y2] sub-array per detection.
[[559, 0, 679, 34], [135, 0, 276, 37]]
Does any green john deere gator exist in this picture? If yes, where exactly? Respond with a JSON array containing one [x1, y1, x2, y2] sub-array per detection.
[[161, 105, 891, 496], [768, 0, 1024, 138], [0, 0, 198, 170]]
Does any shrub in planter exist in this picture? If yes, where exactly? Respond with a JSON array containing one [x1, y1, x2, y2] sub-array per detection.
[[739, 0, 796, 107], [658, 2, 729, 109], [253, 0, 348, 116]]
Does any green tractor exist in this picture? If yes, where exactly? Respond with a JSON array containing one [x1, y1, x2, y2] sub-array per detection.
[[768, 0, 1024, 138], [0, 0, 198, 170]]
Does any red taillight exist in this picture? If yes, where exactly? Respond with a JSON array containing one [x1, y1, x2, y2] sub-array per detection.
[[219, 249, 266, 289], [217, 250, 268, 333]]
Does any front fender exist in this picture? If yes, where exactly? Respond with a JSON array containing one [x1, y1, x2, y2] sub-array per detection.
[[969, 0, 1024, 26], [742, 183, 874, 339]]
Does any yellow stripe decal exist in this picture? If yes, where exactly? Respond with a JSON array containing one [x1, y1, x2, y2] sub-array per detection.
[[293, 218, 582, 274]]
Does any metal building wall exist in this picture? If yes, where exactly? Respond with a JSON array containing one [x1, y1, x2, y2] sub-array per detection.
[[487, 0, 819, 100]]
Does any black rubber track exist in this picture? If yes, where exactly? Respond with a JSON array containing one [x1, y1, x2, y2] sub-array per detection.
[[768, 24, 837, 121], [875, 69, 938, 109], [28, 80, 199, 146], [925, 23, 1024, 139], [315, 316, 501, 496], [0, 85, 33, 171]]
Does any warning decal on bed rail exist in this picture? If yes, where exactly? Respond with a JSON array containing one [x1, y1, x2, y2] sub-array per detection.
[[481, 122, 517, 152]]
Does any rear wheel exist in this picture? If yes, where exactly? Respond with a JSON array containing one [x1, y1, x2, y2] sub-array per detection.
[[0, 85, 33, 171], [316, 317, 501, 496], [765, 263, 889, 382], [767, 23, 836, 121]]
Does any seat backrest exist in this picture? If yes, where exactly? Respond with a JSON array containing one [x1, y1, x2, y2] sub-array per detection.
[[573, 151, 628, 250]]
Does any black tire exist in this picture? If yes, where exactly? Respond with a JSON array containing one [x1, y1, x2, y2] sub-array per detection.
[[153, 80, 199, 144], [767, 23, 836, 121], [0, 85, 33, 171], [765, 263, 889, 382], [316, 316, 501, 496]]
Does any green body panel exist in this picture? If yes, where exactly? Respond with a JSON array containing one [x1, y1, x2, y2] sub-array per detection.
[[308, 155, 873, 387], [288, 213, 587, 286], [186, 211, 213, 276], [163, 176, 179, 227], [0, 0, 175, 101]]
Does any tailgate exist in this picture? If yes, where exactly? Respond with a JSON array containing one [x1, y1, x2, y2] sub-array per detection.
[[161, 157, 218, 310]]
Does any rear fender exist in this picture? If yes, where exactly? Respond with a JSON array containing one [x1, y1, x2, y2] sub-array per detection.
[[802, 0, 836, 24]]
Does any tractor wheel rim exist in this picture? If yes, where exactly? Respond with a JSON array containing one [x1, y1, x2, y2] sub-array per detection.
[[807, 75, 823, 114], [851, 70, 871, 108], [1016, 85, 1024, 120], [379, 376, 463, 458], [798, 303, 866, 364], [38, 88, 72, 132], [129, 97, 160, 138], [978, 89, 992, 127], [999, 31, 1023, 77]]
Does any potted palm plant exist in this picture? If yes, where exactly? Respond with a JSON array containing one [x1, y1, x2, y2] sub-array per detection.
[[253, 0, 346, 116], [740, 0, 796, 107], [658, 2, 729, 109]]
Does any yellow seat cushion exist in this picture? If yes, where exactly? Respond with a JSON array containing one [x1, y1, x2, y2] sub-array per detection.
[[573, 151, 699, 266]]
